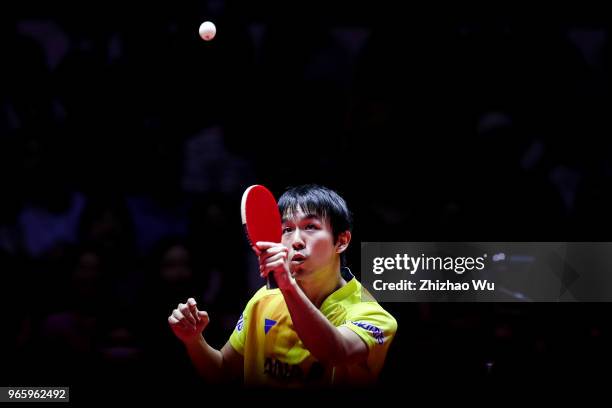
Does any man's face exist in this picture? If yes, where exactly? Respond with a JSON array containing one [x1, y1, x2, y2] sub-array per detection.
[[281, 207, 338, 279]]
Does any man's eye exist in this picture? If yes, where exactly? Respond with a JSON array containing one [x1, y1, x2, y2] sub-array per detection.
[[305, 224, 318, 230], [282, 227, 293, 234]]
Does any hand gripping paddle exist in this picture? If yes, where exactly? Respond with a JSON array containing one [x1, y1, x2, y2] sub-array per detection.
[[240, 185, 282, 289]]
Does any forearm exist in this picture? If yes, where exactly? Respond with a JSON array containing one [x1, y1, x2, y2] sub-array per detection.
[[184, 335, 226, 382], [280, 282, 350, 364]]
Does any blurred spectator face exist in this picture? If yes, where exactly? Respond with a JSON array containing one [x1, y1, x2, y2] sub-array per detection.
[[89, 209, 123, 243], [72, 250, 101, 301], [160, 244, 192, 283]]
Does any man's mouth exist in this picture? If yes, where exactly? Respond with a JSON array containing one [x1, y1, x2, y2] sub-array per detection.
[[291, 254, 307, 263]]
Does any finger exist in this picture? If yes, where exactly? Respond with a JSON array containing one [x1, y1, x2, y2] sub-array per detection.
[[173, 308, 195, 331], [197, 311, 209, 326], [265, 245, 288, 254], [261, 252, 287, 266], [172, 309, 184, 321], [255, 241, 276, 249], [188, 298, 200, 322], [195, 311, 209, 332], [258, 246, 288, 262], [256, 242, 288, 251], [265, 250, 288, 261], [261, 259, 286, 277], [178, 303, 196, 326], [266, 259, 286, 269], [179, 303, 197, 326], [260, 252, 287, 277], [168, 315, 190, 332]]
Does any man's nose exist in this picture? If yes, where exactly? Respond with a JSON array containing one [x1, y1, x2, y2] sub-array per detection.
[[290, 229, 305, 250]]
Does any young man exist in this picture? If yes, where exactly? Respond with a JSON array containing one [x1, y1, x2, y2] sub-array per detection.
[[168, 185, 397, 386]]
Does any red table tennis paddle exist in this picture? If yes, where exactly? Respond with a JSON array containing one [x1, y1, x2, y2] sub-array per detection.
[[241, 185, 282, 289]]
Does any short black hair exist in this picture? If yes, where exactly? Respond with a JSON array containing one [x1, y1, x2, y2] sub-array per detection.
[[278, 184, 353, 248]]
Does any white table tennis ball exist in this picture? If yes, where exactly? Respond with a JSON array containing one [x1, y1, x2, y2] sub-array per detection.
[[199, 21, 216, 41]]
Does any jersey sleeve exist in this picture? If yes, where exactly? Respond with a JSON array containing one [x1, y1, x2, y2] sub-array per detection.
[[228, 310, 247, 355], [340, 302, 397, 375], [228, 286, 268, 355]]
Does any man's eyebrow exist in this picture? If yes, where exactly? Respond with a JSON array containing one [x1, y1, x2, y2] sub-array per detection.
[[281, 214, 320, 223]]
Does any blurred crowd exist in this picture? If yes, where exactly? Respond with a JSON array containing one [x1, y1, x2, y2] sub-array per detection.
[[1, 2, 612, 393]]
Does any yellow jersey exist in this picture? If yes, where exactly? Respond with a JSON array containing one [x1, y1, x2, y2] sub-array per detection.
[[229, 268, 397, 387]]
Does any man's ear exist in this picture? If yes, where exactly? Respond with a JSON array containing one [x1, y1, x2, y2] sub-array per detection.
[[335, 231, 351, 254]]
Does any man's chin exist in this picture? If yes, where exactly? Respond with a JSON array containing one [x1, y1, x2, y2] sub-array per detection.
[[290, 265, 307, 278]]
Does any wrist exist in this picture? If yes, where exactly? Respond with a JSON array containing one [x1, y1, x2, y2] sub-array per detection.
[[183, 333, 205, 349], [278, 276, 298, 293]]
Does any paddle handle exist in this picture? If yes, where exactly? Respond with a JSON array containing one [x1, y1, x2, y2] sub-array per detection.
[[243, 223, 279, 289]]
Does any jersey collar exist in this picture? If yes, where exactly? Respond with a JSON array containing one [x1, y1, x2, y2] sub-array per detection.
[[320, 267, 359, 310]]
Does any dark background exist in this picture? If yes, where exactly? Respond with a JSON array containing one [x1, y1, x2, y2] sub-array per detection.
[[1, 0, 611, 401]]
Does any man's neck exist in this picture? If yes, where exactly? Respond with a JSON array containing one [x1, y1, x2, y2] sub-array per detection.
[[297, 262, 346, 308]]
